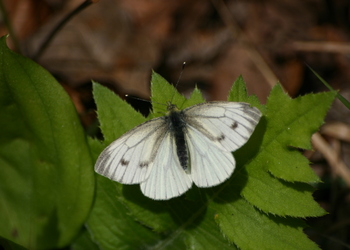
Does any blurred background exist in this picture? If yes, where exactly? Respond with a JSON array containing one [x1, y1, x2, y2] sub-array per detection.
[[1, 0, 349, 249]]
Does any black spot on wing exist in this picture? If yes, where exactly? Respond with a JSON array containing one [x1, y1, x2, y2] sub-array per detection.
[[120, 158, 129, 166], [230, 122, 250, 141], [217, 134, 225, 141], [140, 162, 149, 168], [231, 122, 238, 129]]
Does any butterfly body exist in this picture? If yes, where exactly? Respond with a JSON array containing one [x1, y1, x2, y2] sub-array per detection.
[[166, 104, 189, 171], [95, 101, 261, 200]]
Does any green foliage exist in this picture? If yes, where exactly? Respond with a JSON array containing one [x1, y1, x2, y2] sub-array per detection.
[[0, 36, 95, 249], [239, 84, 332, 217], [88, 72, 336, 249], [70, 228, 99, 250], [0, 34, 337, 249]]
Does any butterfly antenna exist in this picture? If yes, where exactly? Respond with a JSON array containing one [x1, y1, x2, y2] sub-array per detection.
[[125, 94, 168, 116], [171, 62, 186, 102], [125, 95, 167, 108], [175, 62, 186, 89], [125, 94, 151, 104]]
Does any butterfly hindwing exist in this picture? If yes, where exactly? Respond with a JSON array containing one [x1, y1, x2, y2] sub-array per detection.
[[185, 125, 236, 187], [95, 117, 168, 184], [140, 131, 192, 200]]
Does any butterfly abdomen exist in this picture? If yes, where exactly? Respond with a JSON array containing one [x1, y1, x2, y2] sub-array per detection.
[[168, 110, 189, 170]]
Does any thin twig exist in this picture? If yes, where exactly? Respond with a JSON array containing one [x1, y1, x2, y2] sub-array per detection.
[[321, 122, 350, 143], [33, 0, 99, 60], [292, 41, 350, 54]]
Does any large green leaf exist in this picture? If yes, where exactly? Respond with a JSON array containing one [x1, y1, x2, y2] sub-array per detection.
[[0, 36, 94, 249], [240, 84, 335, 216], [88, 72, 335, 249]]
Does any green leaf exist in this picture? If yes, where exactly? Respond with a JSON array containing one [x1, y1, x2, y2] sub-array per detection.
[[240, 85, 335, 217], [0, 36, 94, 249], [92, 81, 147, 144], [228, 75, 265, 112], [186, 86, 206, 106], [89, 72, 335, 249], [150, 72, 188, 116]]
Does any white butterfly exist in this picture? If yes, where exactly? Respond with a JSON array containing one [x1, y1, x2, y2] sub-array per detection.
[[95, 101, 261, 200]]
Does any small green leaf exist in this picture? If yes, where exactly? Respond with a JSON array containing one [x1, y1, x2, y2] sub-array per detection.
[[151, 71, 187, 115], [92, 81, 147, 144], [186, 86, 206, 106], [229, 75, 264, 112], [0, 36, 94, 249]]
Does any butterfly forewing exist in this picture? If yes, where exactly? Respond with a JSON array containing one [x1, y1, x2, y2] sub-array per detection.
[[183, 102, 261, 152], [95, 117, 168, 184]]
